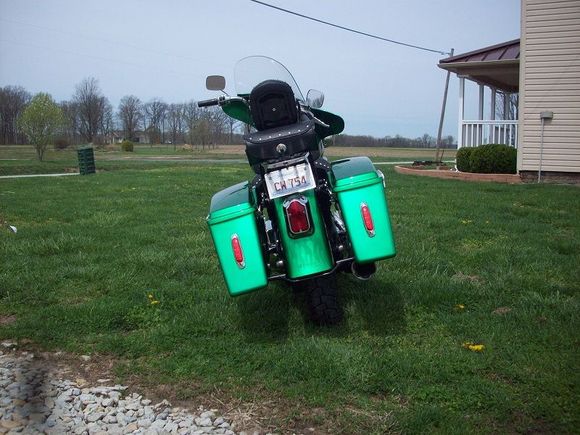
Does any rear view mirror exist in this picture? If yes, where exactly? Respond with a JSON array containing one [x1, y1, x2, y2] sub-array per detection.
[[306, 89, 324, 108], [206, 75, 226, 91]]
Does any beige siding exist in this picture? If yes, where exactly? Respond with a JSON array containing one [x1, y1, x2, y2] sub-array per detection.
[[518, 0, 580, 173]]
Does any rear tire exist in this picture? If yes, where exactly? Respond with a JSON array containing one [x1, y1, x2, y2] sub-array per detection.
[[302, 273, 343, 325]]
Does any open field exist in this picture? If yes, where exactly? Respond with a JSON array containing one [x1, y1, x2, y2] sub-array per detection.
[[181, 144, 456, 160], [0, 158, 578, 433], [0, 144, 454, 176]]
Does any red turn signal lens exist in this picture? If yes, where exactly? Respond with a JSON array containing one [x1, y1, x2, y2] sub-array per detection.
[[360, 203, 375, 237], [286, 198, 310, 234], [231, 234, 245, 268]]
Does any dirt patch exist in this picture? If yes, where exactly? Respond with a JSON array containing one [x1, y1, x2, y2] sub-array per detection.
[[492, 307, 512, 315], [451, 272, 483, 285], [121, 376, 340, 434], [0, 314, 17, 325], [1, 344, 378, 434], [395, 165, 521, 184]]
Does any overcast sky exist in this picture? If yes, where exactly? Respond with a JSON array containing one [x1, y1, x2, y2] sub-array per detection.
[[0, 0, 520, 138]]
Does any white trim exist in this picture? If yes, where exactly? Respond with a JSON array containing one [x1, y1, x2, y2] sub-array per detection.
[[460, 120, 518, 148], [478, 85, 485, 120], [458, 77, 465, 148], [490, 88, 496, 121]]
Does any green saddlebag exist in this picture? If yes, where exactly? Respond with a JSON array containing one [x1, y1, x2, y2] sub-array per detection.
[[331, 157, 396, 263], [207, 181, 267, 296]]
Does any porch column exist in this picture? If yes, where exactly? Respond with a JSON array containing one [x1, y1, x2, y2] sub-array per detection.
[[490, 88, 496, 143], [490, 88, 496, 120], [504, 92, 510, 120], [458, 76, 465, 148], [478, 84, 484, 145], [478, 85, 484, 119]]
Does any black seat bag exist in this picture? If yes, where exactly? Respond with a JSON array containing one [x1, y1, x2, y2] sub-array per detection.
[[244, 120, 318, 167]]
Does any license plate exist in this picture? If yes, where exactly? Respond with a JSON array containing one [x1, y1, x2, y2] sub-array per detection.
[[265, 163, 315, 199]]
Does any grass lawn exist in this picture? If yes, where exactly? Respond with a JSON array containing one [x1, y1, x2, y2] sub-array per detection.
[[0, 145, 246, 176], [0, 160, 578, 433], [0, 145, 453, 176]]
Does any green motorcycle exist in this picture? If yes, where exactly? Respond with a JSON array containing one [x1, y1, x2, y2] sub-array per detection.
[[199, 56, 396, 325]]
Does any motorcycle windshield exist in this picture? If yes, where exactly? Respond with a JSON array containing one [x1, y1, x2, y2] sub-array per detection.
[[234, 56, 305, 102]]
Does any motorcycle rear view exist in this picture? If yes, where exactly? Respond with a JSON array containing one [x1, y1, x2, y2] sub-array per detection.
[[200, 56, 396, 325]]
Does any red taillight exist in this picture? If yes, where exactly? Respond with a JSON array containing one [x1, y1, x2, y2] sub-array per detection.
[[231, 234, 245, 268], [285, 198, 311, 235], [360, 203, 375, 237]]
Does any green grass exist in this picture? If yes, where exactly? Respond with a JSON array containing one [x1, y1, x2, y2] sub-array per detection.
[[0, 145, 245, 176], [0, 144, 452, 177], [0, 163, 578, 433]]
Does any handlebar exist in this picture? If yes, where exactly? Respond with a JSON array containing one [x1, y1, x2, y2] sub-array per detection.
[[197, 98, 220, 108], [198, 96, 248, 109]]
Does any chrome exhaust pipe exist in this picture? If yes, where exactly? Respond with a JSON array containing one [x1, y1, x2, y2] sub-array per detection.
[[351, 262, 376, 281]]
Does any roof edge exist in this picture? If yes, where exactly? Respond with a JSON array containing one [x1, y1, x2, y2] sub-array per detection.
[[438, 59, 520, 71], [439, 38, 520, 64]]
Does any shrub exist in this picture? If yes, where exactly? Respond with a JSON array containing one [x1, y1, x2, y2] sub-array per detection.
[[18, 92, 64, 161], [121, 140, 134, 152], [456, 147, 474, 172], [469, 144, 517, 174], [53, 138, 70, 150]]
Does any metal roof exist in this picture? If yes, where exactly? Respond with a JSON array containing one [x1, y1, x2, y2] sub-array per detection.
[[438, 39, 520, 92]]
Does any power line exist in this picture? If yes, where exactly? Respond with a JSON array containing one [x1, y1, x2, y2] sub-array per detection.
[[248, 0, 451, 56]]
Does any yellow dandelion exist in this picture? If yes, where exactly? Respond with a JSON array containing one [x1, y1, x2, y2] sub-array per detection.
[[462, 342, 485, 352], [460, 219, 473, 225], [147, 294, 154, 299], [150, 300, 160, 305], [455, 304, 465, 310]]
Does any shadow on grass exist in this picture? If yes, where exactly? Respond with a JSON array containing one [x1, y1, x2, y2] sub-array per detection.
[[236, 283, 291, 343], [237, 273, 405, 341], [339, 275, 406, 336]]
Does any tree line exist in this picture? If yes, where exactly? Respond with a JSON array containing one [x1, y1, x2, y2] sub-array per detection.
[[0, 79, 240, 149], [1, 80, 456, 151], [331, 133, 455, 149]]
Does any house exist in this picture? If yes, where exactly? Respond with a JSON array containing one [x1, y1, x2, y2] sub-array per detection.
[[438, 0, 580, 182], [107, 130, 150, 144]]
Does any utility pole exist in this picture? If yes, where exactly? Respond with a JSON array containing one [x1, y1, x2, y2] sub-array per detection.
[[435, 48, 454, 167]]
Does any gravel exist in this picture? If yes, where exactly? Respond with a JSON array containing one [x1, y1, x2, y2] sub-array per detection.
[[0, 344, 239, 434]]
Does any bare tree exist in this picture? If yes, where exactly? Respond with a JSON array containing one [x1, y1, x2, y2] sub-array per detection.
[[59, 100, 80, 144], [226, 116, 240, 144], [166, 103, 184, 149], [495, 92, 519, 121], [209, 107, 229, 148], [0, 86, 31, 144], [419, 133, 435, 148], [144, 99, 167, 144], [73, 78, 109, 143], [118, 95, 142, 142], [100, 100, 114, 142], [193, 115, 212, 150], [495, 92, 519, 146], [182, 100, 201, 146]]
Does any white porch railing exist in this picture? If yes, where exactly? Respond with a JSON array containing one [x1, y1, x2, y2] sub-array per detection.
[[459, 120, 518, 148]]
